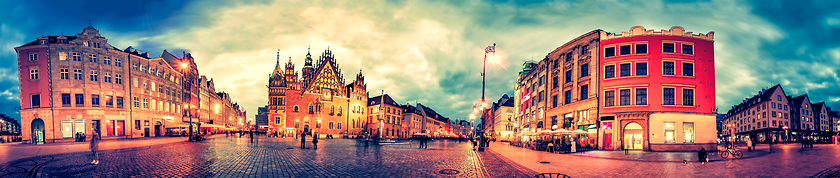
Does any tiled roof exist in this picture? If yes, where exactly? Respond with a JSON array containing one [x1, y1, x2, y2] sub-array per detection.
[[726, 84, 783, 116]]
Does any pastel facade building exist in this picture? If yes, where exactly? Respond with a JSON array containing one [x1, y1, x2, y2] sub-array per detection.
[[15, 25, 246, 144], [721, 85, 790, 143]]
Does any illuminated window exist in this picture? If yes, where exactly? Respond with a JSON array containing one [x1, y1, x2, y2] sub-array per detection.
[[684, 122, 694, 143], [664, 122, 675, 143]]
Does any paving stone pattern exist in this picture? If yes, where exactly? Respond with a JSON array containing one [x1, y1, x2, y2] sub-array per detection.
[[1, 137, 494, 178]]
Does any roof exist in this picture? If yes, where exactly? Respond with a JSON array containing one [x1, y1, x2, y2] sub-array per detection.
[[812, 102, 826, 111], [369, 94, 399, 107], [790, 94, 810, 108], [19, 36, 79, 48], [726, 84, 784, 116]]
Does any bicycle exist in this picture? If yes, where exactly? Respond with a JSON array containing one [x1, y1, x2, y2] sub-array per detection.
[[719, 144, 742, 159]]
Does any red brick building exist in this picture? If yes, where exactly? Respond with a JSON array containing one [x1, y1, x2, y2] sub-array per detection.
[[266, 48, 367, 138]]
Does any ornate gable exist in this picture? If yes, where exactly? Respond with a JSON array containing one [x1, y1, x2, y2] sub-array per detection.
[[304, 50, 346, 99]]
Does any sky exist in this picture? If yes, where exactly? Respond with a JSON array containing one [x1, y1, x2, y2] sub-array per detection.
[[1, 0, 839, 125]]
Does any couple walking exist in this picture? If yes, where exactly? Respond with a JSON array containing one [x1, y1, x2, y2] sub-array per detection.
[[299, 132, 319, 149]]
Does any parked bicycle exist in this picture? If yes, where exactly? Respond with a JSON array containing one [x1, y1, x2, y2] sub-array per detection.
[[719, 144, 742, 159]]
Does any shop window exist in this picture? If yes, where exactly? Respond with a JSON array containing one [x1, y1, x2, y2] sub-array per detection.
[[684, 122, 694, 143], [75, 120, 86, 135], [62, 120, 73, 138], [664, 122, 675, 143]]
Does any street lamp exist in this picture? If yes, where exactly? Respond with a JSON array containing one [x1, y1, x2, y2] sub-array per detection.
[[783, 126, 789, 143], [478, 43, 496, 152], [180, 62, 195, 142]]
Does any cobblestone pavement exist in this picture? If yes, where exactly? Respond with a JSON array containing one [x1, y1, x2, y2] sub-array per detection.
[[0, 136, 508, 178], [487, 142, 840, 177]]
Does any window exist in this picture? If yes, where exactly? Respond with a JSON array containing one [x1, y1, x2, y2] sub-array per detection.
[[89, 70, 98, 81], [682, 44, 693, 54], [684, 122, 694, 143], [620, 63, 631, 77], [329, 122, 334, 129], [605, 47, 615, 57], [636, 88, 647, 105], [133, 97, 140, 108], [309, 104, 314, 114], [105, 95, 113, 107], [564, 90, 571, 104], [115, 59, 122, 67], [620, 89, 631, 106], [566, 53, 573, 62], [29, 67, 39, 80], [61, 120, 73, 138], [103, 56, 111, 65], [565, 70, 572, 83], [580, 63, 589, 77], [539, 91, 544, 102], [72, 52, 81, 61], [683, 89, 694, 106], [88, 54, 97, 63], [31, 94, 40, 108], [552, 77, 558, 89], [75, 94, 84, 106], [89, 94, 99, 107], [104, 72, 111, 83], [663, 43, 675, 53], [29, 53, 37, 61], [605, 90, 615, 107], [61, 93, 71, 106], [772, 102, 776, 109], [580, 85, 588, 100], [619, 45, 631, 55], [275, 117, 281, 124], [581, 45, 589, 55], [664, 88, 675, 105], [60, 68, 69, 79], [636, 63, 647, 76], [143, 98, 149, 109], [74, 69, 83, 80], [294, 106, 299, 112], [605, 65, 615, 79], [337, 123, 341, 130], [664, 122, 675, 143], [115, 74, 123, 84], [636, 44, 647, 54], [539, 76, 545, 86], [663, 61, 675, 75], [683, 63, 693, 76], [552, 95, 558, 108]]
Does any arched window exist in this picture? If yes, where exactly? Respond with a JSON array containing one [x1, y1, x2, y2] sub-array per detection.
[[308, 104, 314, 114], [294, 106, 299, 112], [338, 106, 342, 116], [330, 105, 335, 115]]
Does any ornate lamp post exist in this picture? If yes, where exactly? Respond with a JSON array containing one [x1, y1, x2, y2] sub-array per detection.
[[783, 125, 789, 143], [478, 43, 496, 151], [180, 63, 194, 142]]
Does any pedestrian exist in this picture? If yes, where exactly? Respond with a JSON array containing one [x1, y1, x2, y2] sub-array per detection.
[[746, 137, 753, 151], [90, 127, 100, 165], [312, 133, 319, 149], [249, 131, 254, 143], [698, 148, 708, 164], [471, 138, 477, 150], [300, 132, 306, 149]]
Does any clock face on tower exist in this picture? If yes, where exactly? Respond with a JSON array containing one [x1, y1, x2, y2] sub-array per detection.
[[322, 90, 332, 100]]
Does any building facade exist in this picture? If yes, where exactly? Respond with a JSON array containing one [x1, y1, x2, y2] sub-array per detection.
[[599, 26, 716, 151], [1, 114, 21, 142], [266, 48, 367, 138], [721, 85, 790, 143], [15, 25, 246, 144]]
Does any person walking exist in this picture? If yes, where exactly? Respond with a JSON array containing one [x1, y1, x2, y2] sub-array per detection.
[[312, 133, 319, 149], [90, 127, 100, 165], [300, 132, 306, 149], [249, 131, 254, 143], [746, 137, 753, 151]]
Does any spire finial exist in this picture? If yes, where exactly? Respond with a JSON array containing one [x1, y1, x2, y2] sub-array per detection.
[[276, 49, 280, 64], [308, 45, 310, 54], [88, 20, 91, 26], [289, 55, 292, 63]]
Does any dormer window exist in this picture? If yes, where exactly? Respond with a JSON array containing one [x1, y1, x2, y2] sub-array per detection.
[[58, 39, 66, 44], [39, 40, 47, 45]]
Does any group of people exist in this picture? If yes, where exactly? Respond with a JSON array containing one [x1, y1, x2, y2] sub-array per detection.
[[299, 131, 319, 149], [75, 132, 87, 142]]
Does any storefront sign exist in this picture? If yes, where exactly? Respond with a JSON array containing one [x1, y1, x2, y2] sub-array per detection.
[[522, 92, 532, 103]]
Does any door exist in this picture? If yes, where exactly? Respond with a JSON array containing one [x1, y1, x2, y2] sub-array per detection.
[[144, 128, 150, 137], [623, 122, 643, 150], [31, 118, 45, 144], [604, 133, 613, 149], [154, 125, 161, 137], [92, 120, 101, 136]]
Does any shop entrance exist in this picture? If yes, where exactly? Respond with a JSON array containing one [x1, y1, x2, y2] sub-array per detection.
[[31, 118, 45, 144], [623, 122, 643, 150], [154, 121, 162, 137]]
